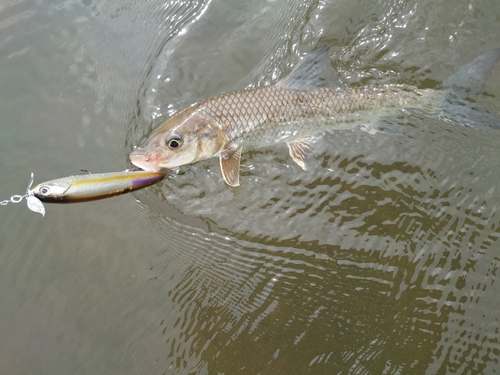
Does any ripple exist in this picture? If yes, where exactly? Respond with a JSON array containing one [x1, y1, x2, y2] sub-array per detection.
[[3, 0, 500, 373]]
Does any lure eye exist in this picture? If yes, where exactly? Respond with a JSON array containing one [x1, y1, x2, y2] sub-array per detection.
[[39, 186, 51, 196], [165, 133, 183, 150]]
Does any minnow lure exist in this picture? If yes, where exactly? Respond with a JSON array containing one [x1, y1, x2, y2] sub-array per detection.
[[30, 170, 165, 203], [1, 170, 165, 216]]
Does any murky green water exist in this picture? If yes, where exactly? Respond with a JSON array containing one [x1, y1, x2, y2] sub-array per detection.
[[1, 0, 500, 374]]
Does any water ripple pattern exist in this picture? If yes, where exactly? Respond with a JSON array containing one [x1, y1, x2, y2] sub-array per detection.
[[127, 0, 500, 373], [1, 0, 499, 374]]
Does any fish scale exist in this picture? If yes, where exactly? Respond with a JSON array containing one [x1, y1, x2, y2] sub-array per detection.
[[197, 84, 429, 148]]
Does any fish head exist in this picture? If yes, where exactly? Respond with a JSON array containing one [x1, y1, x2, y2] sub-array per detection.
[[130, 106, 225, 171]]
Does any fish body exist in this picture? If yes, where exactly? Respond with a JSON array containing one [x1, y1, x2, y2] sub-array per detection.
[[130, 47, 500, 187], [30, 170, 165, 203], [185, 84, 430, 149]]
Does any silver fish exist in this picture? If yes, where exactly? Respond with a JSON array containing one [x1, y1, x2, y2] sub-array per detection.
[[130, 47, 500, 187]]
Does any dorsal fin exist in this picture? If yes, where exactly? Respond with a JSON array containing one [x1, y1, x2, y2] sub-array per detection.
[[440, 48, 500, 129], [443, 48, 500, 103], [278, 45, 337, 89]]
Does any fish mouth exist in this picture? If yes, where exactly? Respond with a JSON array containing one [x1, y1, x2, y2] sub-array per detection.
[[129, 148, 162, 172]]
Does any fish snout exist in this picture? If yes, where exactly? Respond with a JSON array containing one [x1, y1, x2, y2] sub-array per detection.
[[129, 148, 162, 172]]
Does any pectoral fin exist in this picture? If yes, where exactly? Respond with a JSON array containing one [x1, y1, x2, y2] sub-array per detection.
[[219, 145, 243, 187], [287, 139, 311, 170]]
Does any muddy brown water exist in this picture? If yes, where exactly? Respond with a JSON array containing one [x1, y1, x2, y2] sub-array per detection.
[[0, 0, 499, 374]]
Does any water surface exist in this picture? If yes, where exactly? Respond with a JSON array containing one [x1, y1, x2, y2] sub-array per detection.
[[0, 0, 499, 374]]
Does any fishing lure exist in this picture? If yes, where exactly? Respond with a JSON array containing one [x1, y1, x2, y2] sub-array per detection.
[[30, 170, 166, 203], [1, 170, 166, 216]]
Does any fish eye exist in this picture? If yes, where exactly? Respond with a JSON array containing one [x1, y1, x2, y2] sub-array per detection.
[[165, 133, 183, 150], [39, 186, 51, 195]]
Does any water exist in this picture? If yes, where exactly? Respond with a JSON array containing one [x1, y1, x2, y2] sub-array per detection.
[[0, 0, 499, 374]]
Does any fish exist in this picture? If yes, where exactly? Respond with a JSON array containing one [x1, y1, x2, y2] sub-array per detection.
[[30, 170, 166, 203], [130, 46, 500, 187]]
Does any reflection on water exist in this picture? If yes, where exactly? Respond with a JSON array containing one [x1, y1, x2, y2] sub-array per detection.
[[1, 0, 500, 374]]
